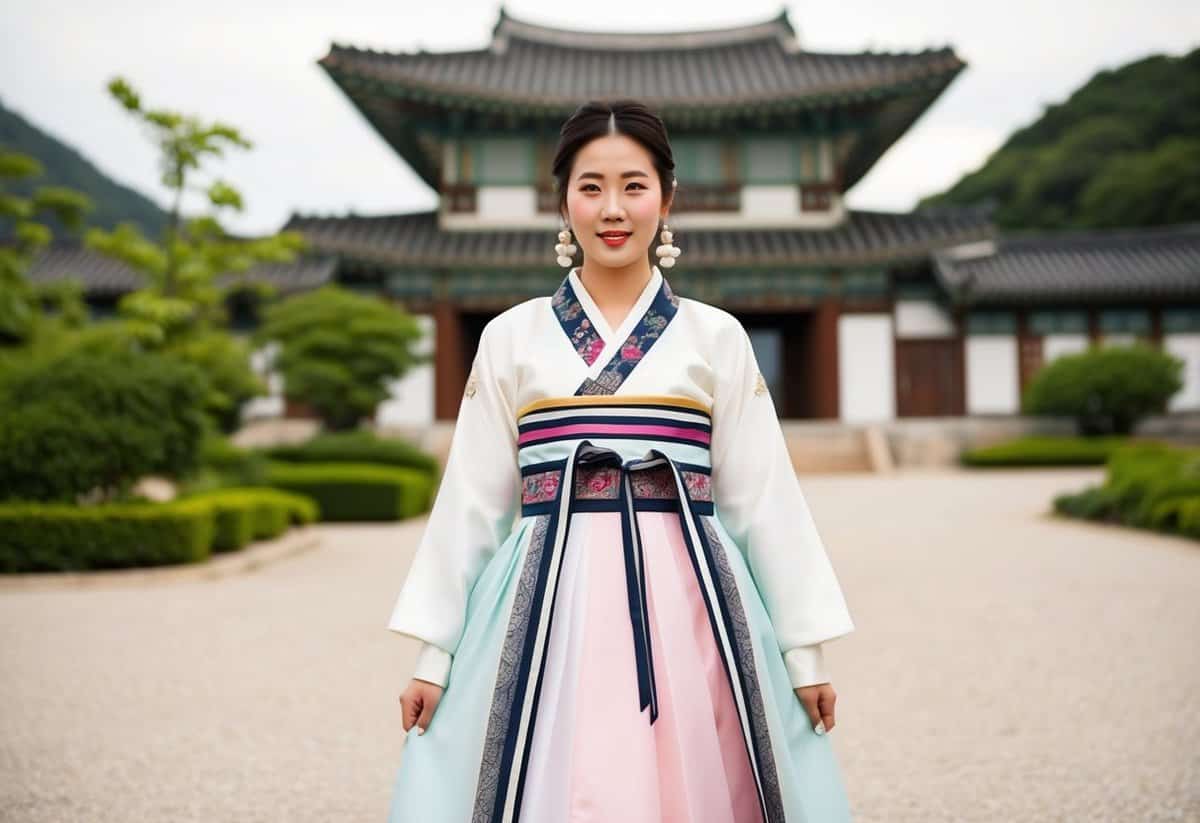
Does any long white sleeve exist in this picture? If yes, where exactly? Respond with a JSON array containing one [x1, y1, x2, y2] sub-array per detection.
[[709, 317, 854, 688], [387, 318, 521, 686]]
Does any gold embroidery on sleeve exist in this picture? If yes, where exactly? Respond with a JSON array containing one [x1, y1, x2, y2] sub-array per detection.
[[464, 367, 479, 398], [753, 371, 767, 397]]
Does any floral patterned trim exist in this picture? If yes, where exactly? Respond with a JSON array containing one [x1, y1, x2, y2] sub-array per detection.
[[681, 470, 713, 502], [521, 470, 561, 505], [551, 275, 606, 366], [700, 516, 787, 823], [471, 515, 550, 823], [552, 270, 681, 397], [573, 466, 621, 499]]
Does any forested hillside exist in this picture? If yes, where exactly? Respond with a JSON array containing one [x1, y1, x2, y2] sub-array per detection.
[[1, 97, 168, 239], [919, 47, 1200, 230]]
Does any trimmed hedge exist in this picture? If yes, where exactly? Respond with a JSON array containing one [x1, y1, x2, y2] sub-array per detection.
[[260, 430, 439, 478], [180, 487, 320, 552], [0, 499, 216, 572], [960, 435, 1149, 467], [264, 461, 434, 521]]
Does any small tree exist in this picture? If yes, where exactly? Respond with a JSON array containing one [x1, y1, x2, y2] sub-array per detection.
[[253, 286, 426, 431], [0, 150, 92, 343], [1023, 342, 1184, 435], [85, 76, 307, 345]]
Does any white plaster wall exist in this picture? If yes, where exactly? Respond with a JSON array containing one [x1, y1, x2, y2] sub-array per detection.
[[241, 340, 284, 421], [895, 299, 956, 338], [375, 314, 437, 427], [476, 186, 538, 221], [838, 313, 895, 423], [1100, 333, 1139, 347], [741, 185, 799, 219], [965, 336, 1020, 414], [1042, 333, 1091, 363], [1165, 333, 1200, 412]]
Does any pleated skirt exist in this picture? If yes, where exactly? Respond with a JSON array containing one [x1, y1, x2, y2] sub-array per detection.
[[388, 505, 852, 822]]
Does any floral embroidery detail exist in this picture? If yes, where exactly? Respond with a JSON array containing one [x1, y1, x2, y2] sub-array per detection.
[[630, 466, 678, 499], [574, 466, 620, 499], [681, 470, 713, 502], [753, 371, 767, 397], [553, 271, 681, 396], [464, 368, 479, 398], [521, 470, 560, 505], [552, 277, 606, 366]]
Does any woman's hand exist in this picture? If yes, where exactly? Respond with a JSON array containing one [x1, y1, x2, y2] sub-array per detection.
[[399, 678, 444, 736], [794, 682, 837, 735]]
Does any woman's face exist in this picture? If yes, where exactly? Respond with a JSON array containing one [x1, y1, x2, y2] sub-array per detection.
[[562, 133, 671, 271]]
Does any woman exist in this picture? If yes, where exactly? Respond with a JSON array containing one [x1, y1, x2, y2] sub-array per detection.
[[387, 99, 856, 822]]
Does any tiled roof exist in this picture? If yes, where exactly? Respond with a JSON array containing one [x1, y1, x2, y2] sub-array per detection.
[[25, 245, 337, 298], [320, 9, 964, 111], [284, 207, 996, 269], [932, 224, 1200, 305]]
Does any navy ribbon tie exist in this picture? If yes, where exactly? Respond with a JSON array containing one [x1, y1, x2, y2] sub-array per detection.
[[574, 445, 663, 726]]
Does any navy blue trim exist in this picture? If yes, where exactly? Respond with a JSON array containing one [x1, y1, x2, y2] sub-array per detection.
[[519, 430, 711, 449], [671, 473, 772, 822], [519, 458, 568, 476], [497, 451, 575, 821]]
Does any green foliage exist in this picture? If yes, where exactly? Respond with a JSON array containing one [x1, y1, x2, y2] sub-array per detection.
[[0, 145, 93, 343], [0, 98, 167, 236], [86, 76, 308, 347], [178, 487, 317, 550], [168, 332, 266, 433], [0, 347, 210, 503], [264, 461, 434, 521], [253, 285, 426, 430], [921, 48, 1200, 229], [1054, 441, 1200, 542], [960, 434, 1137, 467], [1021, 343, 1184, 435], [261, 429, 439, 476], [0, 498, 215, 572]]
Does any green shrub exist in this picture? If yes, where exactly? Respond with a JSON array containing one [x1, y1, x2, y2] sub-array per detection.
[[0, 348, 209, 502], [1053, 484, 1123, 520], [264, 461, 433, 521], [198, 432, 271, 486], [180, 487, 318, 548], [261, 429, 439, 477], [961, 435, 1133, 467], [0, 499, 215, 572], [1022, 343, 1184, 435]]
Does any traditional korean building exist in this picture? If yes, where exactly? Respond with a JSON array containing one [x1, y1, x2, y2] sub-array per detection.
[[26, 8, 1200, 423]]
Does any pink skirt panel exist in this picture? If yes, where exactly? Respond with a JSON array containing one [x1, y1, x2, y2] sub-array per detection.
[[520, 510, 763, 823]]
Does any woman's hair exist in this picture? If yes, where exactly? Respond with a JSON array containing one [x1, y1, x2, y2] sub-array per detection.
[[551, 99, 676, 228]]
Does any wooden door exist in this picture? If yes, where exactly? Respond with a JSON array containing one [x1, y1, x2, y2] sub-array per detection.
[[895, 339, 964, 417]]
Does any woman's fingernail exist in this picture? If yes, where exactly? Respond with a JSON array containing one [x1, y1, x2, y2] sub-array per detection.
[[814, 721, 826, 735], [417, 726, 425, 735]]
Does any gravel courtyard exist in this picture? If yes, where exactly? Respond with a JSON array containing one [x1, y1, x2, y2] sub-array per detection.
[[1, 466, 1197, 822]]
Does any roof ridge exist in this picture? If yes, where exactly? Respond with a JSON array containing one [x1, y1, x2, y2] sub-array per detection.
[[999, 222, 1200, 248], [490, 6, 800, 53]]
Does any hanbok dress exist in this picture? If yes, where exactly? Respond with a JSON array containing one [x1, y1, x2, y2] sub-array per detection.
[[386, 265, 856, 822]]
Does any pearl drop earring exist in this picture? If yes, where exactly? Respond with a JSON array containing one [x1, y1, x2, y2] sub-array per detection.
[[655, 222, 681, 269], [556, 226, 577, 268]]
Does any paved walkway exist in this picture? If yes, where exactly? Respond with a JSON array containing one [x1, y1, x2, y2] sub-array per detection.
[[1, 467, 1196, 821]]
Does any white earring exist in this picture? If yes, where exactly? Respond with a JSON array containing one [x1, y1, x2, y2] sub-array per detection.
[[556, 226, 577, 268], [655, 222, 681, 269]]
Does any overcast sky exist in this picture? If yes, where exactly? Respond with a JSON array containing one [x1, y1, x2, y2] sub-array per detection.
[[2, 1, 1196, 234]]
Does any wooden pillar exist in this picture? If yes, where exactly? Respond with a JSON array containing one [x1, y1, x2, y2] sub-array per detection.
[[433, 300, 466, 421], [810, 297, 840, 419]]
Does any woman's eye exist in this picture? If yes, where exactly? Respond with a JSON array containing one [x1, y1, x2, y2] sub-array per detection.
[[580, 183, 647, 192]]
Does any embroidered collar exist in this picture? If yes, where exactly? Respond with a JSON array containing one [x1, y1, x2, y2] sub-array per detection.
[[551, 265, 680, 396]]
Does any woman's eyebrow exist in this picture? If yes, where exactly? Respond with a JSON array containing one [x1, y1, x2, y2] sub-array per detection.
[[576, 170, 651, 181]]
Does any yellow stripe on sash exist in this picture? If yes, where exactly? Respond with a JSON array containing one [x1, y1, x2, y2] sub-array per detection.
[[516, 394, 712, 420]]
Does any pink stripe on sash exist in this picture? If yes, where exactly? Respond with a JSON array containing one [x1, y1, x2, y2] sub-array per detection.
[[518, 423, 711, 447]]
